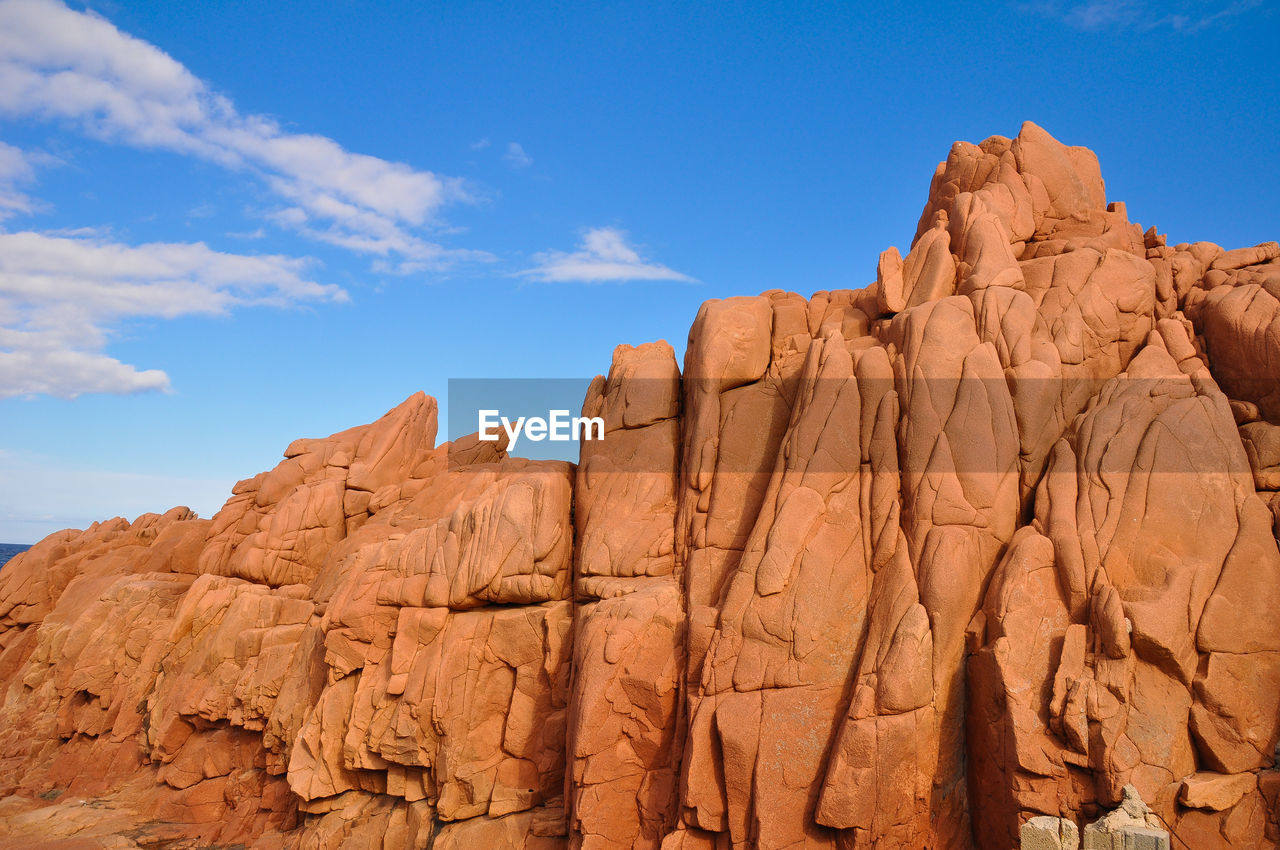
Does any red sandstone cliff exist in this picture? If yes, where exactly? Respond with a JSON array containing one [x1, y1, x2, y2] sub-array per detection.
[[1, 122, 1278, 849]]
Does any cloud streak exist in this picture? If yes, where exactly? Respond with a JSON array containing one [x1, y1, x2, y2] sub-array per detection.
[[0, 140, 44, 220], [0, 0, 474, 266], [1021, 0, 1265, 31], [522, 227, 695, 283], [503, 141, 533, 168], [0, 230, 346, 398]]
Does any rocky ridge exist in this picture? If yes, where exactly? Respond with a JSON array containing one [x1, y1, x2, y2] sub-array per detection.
[[1, 122, 1278, 849]]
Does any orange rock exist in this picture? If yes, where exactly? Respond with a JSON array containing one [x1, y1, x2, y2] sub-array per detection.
[[1, 124, 1278, 850]]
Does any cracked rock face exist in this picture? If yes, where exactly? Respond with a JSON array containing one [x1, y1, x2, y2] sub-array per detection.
[[2, 123, 1280, 849]]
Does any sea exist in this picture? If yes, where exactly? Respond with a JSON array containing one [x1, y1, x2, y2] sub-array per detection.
[[0, 543, 32, 569]]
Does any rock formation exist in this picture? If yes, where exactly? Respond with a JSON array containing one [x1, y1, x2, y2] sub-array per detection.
[[2, 122, 1278, 849]]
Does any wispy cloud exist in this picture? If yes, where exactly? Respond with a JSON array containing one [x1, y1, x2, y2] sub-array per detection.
[[0, 230, 346, 398], [1020, 0, 1264, 30], [522, 227, 695, 283], [503, 141, 533, 168], [1066, 0, 1141, 28], [0, 0, 475, 267], [0, 140, 48, 219]]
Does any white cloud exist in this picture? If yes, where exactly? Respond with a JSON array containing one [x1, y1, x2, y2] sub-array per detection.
[[0, 229, 346, 398], [470, 138, 491, 151], [503, 141, 533, 168], [522, 227, 696, 283], [0, 0, 474, 267], [1021, 0, 1263, 31], [1154, 0, 1264, 31], [1064, 0, 1140, 28], [0, 140, 43, 219], [262, 176, 494, 268]]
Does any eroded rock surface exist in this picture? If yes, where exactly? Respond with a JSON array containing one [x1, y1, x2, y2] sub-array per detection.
[[2, 123, 1279, 849]]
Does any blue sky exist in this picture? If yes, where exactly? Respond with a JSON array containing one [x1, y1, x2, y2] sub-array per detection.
[[0, 0, 1276, 542]]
